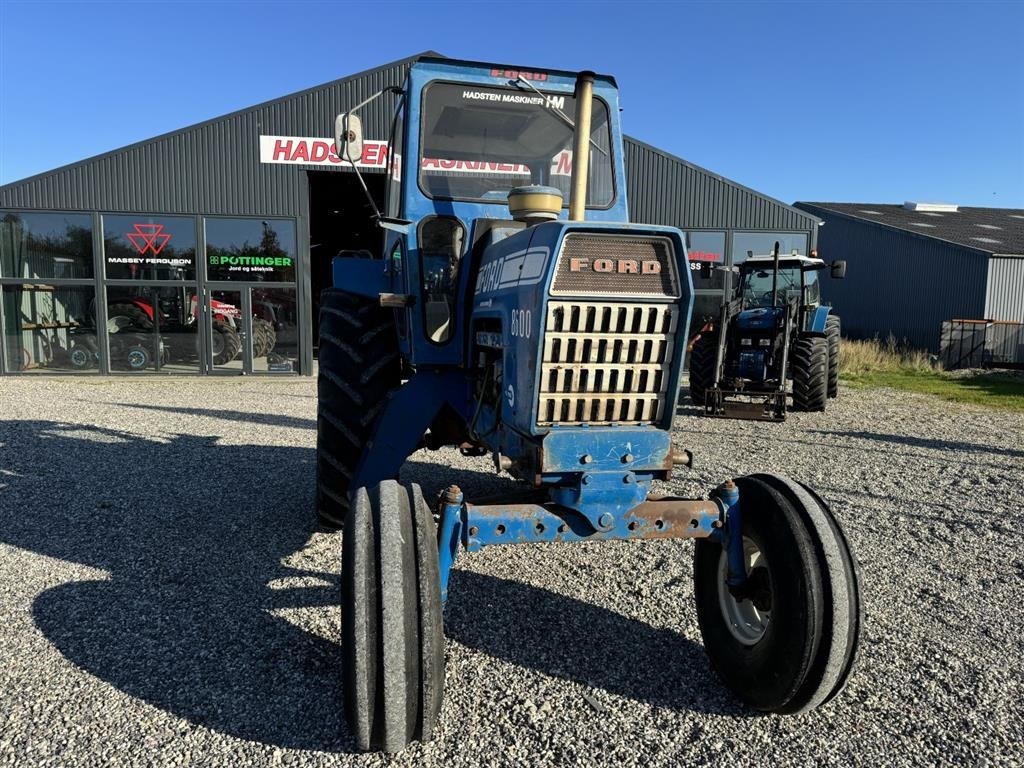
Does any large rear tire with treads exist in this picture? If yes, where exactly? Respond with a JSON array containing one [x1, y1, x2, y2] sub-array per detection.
[[689, 332, 718, 405], [826, 315, 841, 399], [316, 289, 401, 528], [792, 336, 828, 412]]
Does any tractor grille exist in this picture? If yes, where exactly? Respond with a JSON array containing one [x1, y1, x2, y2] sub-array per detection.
[[538, 301, 678, 426], [551, 233, 679, 298]]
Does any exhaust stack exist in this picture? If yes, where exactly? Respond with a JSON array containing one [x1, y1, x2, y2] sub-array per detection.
[[568, 71, 595, 222]]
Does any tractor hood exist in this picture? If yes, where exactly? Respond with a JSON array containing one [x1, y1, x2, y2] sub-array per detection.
[[735, 307, 782, 331]]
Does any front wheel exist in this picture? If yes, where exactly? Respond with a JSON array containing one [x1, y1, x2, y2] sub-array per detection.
[[693, 474, 861, 714], [342, 480, 445, 752]]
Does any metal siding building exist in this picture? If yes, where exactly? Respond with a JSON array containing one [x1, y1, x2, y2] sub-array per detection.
[[986, 258, 1024, 322], [796, 202, 1024, 351], [0, 53, 818, 376]]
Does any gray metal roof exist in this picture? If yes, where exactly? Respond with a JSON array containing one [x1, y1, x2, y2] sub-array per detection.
[[625, 137, 820, 231], [797, 202, 1024, 256], [1, 51, 817, 235]]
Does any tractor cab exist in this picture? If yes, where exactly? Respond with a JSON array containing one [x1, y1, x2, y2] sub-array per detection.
[[733, 252, 837, 336], [330, 57, 630, 366], [738, 253, 826, 310]]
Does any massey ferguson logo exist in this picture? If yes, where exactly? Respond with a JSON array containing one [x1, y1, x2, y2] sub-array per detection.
[[127, 223, 171, 255], [569, 258, 662, 275]]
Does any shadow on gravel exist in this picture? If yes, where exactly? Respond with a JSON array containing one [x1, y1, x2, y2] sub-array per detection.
[[1, 419, 742, 750], [809, 429, 1024, 460], [105, 402, 317, 431], [0, 419, 354, 753], [445, 571, 744, 717]]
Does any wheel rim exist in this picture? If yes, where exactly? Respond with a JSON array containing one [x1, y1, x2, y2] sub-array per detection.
[[717, 536, 772, 646], [127, 349, 148, 370], [70, 348, 90, 368]]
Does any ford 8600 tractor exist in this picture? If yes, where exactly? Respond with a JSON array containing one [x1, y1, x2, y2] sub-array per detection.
[[317, 57, 861, 752]]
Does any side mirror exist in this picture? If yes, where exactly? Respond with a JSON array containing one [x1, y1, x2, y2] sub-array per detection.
[[830, 260, 847, 279], [334, 113, 364, 163]]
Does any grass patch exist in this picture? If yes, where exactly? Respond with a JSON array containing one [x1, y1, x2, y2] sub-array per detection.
[[839, 337, 1024, 411]]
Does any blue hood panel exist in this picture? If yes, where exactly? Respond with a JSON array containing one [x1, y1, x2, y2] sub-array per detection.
[[735, 307, 782, 331]]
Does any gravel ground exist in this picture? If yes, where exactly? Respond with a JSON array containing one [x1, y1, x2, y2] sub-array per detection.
[[0, 376, 1021, 767]]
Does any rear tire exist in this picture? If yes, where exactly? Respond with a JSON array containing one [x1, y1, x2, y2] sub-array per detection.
[[316, 289, 401, 528], [688, 332, 718, 405], [343, 481, 445, 752], [107, 302, 153, 332], [253, 318, 276, 357], [791, 336, 828, 412], [211, 320, 241, 365], [826, 316, 841, 399], [693, 474, 862, 713]]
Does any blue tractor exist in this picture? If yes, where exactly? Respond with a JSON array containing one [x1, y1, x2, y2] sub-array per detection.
[[689, 248, 847, 420], [318, 57, 861, 752]]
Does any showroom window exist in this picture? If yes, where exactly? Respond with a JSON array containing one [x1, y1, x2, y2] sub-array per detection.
[[1, 285, 98, 373], [1, 211, 98, 374], [685, 231, 727, 291], [0, 211, 93, 280], [205, 218, 297, 282], [103, 214, 197, 281]]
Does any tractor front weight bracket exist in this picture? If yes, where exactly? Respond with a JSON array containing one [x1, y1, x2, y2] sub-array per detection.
[[436, 482, 735, 606]]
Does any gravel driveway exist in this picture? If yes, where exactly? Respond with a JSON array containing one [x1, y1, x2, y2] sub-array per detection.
[[1, 377, 1021, 767]]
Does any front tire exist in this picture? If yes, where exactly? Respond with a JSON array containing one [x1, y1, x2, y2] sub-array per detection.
[[316, 289, 401, 528], [791, 336, 828, 412], [693, 474, 862, 713], [343, 481, 445, 752]]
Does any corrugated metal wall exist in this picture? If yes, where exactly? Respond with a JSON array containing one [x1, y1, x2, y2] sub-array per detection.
[[0, 58, 414, 215], [797, 204, 990, 350], [625, 139, 819, 231], [985, 257, 1024, 322]]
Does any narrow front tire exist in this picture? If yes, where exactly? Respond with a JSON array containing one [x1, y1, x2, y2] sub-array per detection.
[[693, 474, 862, 714]]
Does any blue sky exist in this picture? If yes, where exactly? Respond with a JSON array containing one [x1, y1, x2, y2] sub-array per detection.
[[1, 0, 1021, 207]]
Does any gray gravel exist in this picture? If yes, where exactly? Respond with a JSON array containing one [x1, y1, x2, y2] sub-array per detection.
[[1, 376, 1022, 767]]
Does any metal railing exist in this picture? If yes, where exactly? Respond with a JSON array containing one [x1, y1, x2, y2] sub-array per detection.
[[939, 319, 1024, 370]]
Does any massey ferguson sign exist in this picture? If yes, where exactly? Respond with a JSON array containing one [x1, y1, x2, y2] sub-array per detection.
[[259, 135, 573, 176]]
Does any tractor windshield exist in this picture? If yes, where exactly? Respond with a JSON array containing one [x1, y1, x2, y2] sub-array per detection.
[[418, 82, 614, 207], [740, 267, 802, 308]]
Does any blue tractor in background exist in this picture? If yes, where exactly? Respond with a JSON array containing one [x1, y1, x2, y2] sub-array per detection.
[[318, 57, 861, 752], [689, 248, 847, 420]]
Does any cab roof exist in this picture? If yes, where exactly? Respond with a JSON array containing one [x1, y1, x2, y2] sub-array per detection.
[[742, 254, 825, 270]]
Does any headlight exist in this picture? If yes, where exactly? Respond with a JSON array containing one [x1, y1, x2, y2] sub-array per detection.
[[759, 338, 771, 346], [741, 338, 752, 346]]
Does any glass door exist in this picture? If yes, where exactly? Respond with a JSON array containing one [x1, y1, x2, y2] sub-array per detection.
[[207, 286, 247, 373]]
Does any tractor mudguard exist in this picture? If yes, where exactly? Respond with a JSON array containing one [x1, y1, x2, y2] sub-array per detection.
[[332, 257, 392, 301], [805, 305, 831, 334]]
